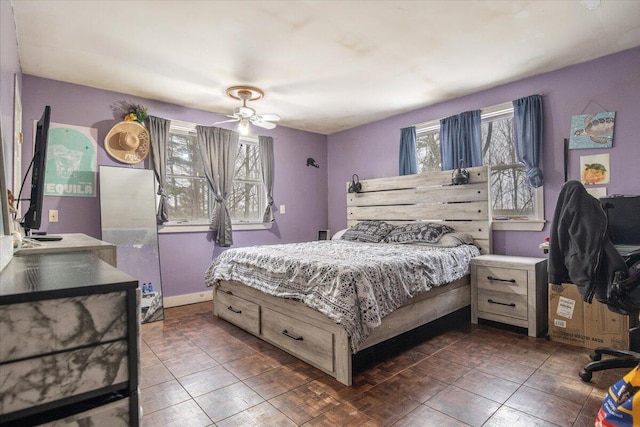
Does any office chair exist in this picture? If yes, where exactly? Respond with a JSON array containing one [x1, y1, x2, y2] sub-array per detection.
[[548, 181, 640, 382], [578, 251, 640, 381]]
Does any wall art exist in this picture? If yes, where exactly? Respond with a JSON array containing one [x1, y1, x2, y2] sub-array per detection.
[[569, 112, 615, 149], [580, 153, 610, 185], [43, 123, 97, 197]]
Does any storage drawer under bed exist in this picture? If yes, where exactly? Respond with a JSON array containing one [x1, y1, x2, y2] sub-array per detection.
[[261, 307, 334, 373], [215, 289, 260, 336]]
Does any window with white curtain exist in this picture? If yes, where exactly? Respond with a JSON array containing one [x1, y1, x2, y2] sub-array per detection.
[[164, 120, 266, 227], [415, 102, 544, 230]]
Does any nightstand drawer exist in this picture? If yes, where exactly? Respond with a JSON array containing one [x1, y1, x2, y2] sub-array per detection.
[[215, 290, 260, 336], [477, 288, 528, 320], [476, 266, 528, 295]]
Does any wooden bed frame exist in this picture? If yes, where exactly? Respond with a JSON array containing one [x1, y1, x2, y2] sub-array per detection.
[[213, 166, 491, 385]]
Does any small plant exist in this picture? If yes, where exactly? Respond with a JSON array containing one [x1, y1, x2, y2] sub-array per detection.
[[112, 100, 149, 123]]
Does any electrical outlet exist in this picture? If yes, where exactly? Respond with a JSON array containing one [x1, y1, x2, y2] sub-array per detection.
[[49, 209, 59, 222], [280, 205, 286, 214]]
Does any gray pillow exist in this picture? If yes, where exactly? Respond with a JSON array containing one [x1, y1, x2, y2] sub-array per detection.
[[341, 221, 395, 243], [407, 232, 475, 248], [383, 222, 455, 244]]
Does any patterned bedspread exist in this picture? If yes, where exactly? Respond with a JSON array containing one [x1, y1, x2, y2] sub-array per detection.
[[205, 240, 480, 352]]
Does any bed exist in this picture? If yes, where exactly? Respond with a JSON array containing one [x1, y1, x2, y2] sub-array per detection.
[[206, 166, 491, 386]]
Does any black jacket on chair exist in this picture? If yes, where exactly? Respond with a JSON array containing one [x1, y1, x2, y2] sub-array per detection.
[[548, 181, 627, 307]]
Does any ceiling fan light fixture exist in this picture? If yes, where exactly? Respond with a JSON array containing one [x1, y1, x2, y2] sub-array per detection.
[[238, 118, 250, 136], [214, 85, 280, 132]]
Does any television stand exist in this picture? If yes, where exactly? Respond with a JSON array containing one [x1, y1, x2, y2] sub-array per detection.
[[15, 233, 117, 267]]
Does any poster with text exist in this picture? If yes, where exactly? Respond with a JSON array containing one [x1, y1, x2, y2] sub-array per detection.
[[569, 112, 615, 149], [44, 123, 97, 197]]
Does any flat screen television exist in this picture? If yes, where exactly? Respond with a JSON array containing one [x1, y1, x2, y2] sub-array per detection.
[[19, 105, 51, 235]]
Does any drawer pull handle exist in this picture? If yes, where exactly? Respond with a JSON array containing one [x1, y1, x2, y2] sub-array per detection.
[[282, 329, 304, 341], [225, 290, 233, 295], [487, 276, 516, 283], [487, 299, 516, 307], [227, 306, 242, 314]]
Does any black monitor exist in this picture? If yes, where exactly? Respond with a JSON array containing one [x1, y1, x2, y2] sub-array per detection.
[[601, 195, 640, 245], [19, 105, 51, 235]]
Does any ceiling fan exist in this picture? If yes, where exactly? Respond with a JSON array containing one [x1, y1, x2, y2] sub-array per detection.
[[215, 86, 280, 135]]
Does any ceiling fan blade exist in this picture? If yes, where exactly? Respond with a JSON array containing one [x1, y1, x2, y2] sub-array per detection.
[[251, 120, 277, 130], [253, 113, 280, 122], [214, 118, 240, 125]]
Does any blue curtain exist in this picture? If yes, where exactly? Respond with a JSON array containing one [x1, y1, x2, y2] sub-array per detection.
[[439, 110, 482, 170], [513, 95, 544, 188], [399, 126, 418, 175]]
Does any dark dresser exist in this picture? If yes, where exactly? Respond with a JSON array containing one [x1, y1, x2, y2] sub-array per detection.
[[0, 253, 139, 426]]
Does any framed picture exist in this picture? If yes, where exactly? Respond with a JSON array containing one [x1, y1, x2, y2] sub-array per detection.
[[569, 112, 615, 149]]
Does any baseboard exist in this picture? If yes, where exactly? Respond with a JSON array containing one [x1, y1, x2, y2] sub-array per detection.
[[163, 290, 213, 308]]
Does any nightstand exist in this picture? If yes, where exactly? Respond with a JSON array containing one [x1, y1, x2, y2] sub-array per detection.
[[471, 254, 548, 337]]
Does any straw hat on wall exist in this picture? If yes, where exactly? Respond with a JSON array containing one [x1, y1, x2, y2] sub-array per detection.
[[104, 121, 150, 164]]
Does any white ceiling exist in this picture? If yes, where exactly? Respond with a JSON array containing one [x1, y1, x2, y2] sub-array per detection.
[[11, 0, 640, 135]]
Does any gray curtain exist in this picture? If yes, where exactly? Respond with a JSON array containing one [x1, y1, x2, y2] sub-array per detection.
[[259, 135, 275, 222], [439, 110, 482, 170], [399, 126, 418, 175], [513, 95, 544, 188], [196, 126, 239, 247], [146, 116, 171, 225]]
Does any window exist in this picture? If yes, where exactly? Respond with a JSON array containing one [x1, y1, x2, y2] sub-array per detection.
[[415, 103, 544, 230], [416, 123, 441, 173], [230, 139, 265, 222], [164, 120, 266, 228]]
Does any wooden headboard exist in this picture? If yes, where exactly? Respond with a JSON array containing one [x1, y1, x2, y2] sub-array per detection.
[[346, 166, 492, 254]]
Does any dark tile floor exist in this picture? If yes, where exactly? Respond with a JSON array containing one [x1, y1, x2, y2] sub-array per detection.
[[140, 302, 625, 426]]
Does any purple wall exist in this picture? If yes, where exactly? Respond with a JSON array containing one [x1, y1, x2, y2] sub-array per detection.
[[327, 47, 640, 258], [21, 76, 328, 297]]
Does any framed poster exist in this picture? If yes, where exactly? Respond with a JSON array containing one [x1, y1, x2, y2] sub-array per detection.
[[569, 112, 615, 149], [43, 123, 97, 197]]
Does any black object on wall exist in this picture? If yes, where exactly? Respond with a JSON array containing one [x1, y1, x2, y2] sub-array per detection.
[[348, 174, 362, 193]]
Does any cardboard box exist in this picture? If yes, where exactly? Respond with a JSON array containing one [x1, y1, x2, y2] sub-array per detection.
[[548, 283, 629, 349], [549, 283, 586, 346], [583, 297, 629, 349]]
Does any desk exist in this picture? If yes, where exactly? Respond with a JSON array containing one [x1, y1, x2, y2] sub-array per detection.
[[0, 253, 139, 426], [15, 233, 117, 267]]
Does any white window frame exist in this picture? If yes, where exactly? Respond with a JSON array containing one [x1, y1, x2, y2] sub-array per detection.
[[159, 120, 270, 234], [415, 102, 545, 231]]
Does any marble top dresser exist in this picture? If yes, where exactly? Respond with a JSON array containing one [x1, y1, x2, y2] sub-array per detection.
[[0, 252, 139, 426]]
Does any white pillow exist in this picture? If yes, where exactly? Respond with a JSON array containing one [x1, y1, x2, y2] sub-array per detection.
[[332, 229, 349, 240]]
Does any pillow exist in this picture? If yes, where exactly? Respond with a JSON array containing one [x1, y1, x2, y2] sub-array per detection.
[[332, 229, 348, 240], [408, 232, 475, 248], [340, 221, 395, 243], [383, 222, 455, 244]]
